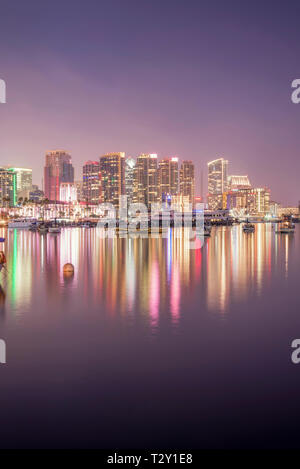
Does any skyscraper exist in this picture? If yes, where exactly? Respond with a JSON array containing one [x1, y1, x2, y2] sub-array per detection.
[[125, 157, 136, 205], [228, 175, 251, 190], [0, 168, 16, 207], [207, 157, 228, 210], [7, 167, 32, 199], [82, 161, 101, 204], [133, 153, 158, 207], [179, 160, 195, 204], [99, 152, 125, 207], [253, 187, 270, 215], [158, 157, 179, 202], [225, 187, 271, 216], [44, 150, 74, 201]]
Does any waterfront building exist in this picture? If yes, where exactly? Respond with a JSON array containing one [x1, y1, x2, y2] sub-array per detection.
[[171, 194, 190, 211], [228, 175, 251, 190], [179, 160, 195, 204], [99, 152, 125, 207], [7, 167, 32, 199], [225, 187, 270, 216], [44, 150, 74, 202], [207, 158, 228, 210], [125, 157, 136, 205], [60, 182, 77, 203], [158, 157, 179, 202], [207, 193, 224, 211], [277, 206, 299, 217], [82, 161, 101, 204], [269, 201, 280, 217], [253, 187, 270, 215], [133, 153, 158, 207], [0, 168, 16, 207]]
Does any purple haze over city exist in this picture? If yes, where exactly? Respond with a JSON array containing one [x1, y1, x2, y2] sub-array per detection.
[[0, 0, 300, 205]]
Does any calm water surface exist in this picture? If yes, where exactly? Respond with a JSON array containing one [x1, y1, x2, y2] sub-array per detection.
[[0, 224, 300, 448]]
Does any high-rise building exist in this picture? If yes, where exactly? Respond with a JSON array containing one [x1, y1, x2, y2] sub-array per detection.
[[207, 157, 228, 210], [171, 194, 191, 211], [133, 154, 158, 207], [269, 201, 280, 217], [225, 187, 270, 215], [158, 157, 179, 202], [253, 188, 270, 215], [7, 167, 32, 199], [99, 152, 125, 207], [228, 175, 251, 190], [44, 150, 74, 201], [125, 157, 136, 205], [82, 161, 101, 204], [179, 160, 195, 204], [0, 168, 16, 207], [60, 183, 77, 203], [225, 188, 253, 213]]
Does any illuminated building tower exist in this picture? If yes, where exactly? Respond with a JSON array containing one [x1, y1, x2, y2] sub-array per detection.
[[228, 175, 251, 190], [158, 157, 178, 202], [60, 183, 77, 203], [133, 154, 158, 207], [125, 157, 136, 205], [253, 188, 270, 215], [44, 150, 74, 202], [7, 167, 32, 199], [0, 168, 16, 207], [179, 160, 195, 204], [99, 152, 125, 207], [172, 194, 190, 211], [225, 188, 253, 213], [82, 161, 101, 204], [207, 157, 228, 210], [225, 187, 271, 216], [225, 175, 252, 214]]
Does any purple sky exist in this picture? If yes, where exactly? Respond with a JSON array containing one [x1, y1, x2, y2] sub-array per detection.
[[0, 0, 300, 204]]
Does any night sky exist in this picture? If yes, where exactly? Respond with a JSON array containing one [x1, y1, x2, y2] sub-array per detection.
[[0, 0, 300, 205]]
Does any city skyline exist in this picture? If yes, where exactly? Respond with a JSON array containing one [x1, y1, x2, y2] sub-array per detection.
[[0, 149, 280, 203], [0, 149, 276, 220], [1, 1, 300, 205], [0, 143, 298, 206]]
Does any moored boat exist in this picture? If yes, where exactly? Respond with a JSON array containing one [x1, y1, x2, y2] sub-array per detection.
[[8, 219, 33, 229], [38, 223, 48, 234], [276, 221, 295, 234], [243, 220, 255, 233], [29, 221, 39, 231], [48, 218, 61, 234], [49, 226, 61, 234]]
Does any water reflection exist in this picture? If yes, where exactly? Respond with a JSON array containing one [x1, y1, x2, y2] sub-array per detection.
[[0, 224, 297, 329]]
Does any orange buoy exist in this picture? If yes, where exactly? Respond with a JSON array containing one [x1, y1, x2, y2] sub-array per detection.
[[63, 263, 74, 274]]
